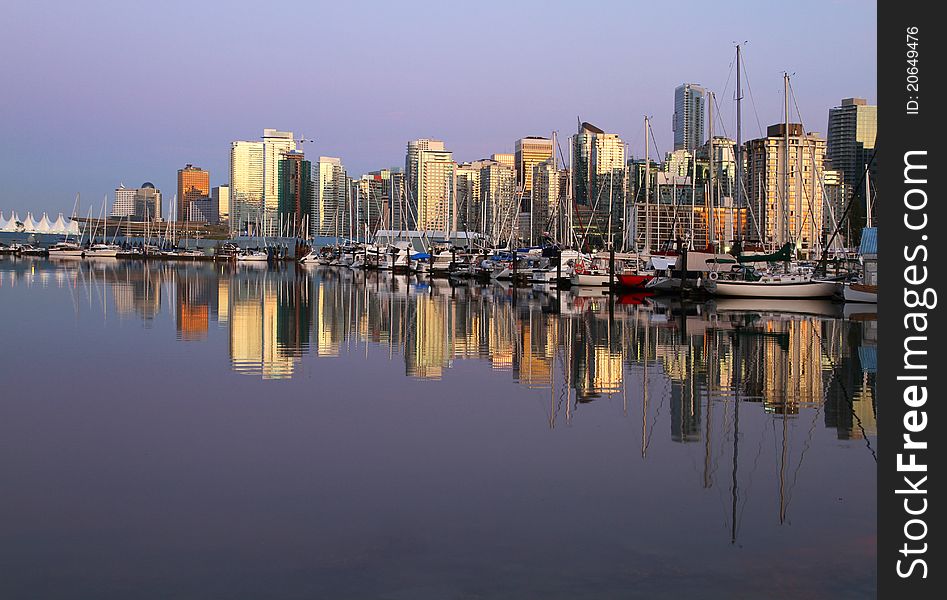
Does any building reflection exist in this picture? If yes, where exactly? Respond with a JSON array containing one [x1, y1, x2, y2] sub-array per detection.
[[0, 257, 878, 441]]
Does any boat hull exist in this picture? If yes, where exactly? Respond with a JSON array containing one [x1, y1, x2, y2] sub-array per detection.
[[705, 279, 838, 298], [616, 273, 654, 289], [842, 283, 877, 303]]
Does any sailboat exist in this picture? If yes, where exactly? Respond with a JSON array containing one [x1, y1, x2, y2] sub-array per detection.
[[85, 197, 121, 257], [48, 194, 86, 258], [703, 52, 837, 299]]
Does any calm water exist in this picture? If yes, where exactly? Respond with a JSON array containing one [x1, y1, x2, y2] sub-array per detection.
[[0, 257, 877, 599]]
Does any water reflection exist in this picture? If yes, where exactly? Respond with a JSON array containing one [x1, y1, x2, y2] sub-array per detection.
[[0, 256, 877, 596], [0, 257, 877, 442]]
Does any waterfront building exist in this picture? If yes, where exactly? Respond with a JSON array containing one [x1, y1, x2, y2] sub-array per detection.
[[112, 184, 137, 218], [352, 170, 390, 235], [530, 159, 561, 243], [745, 123, 826, 257], [177, 164, 210, 222], [571, 122, 627, 247], [405, 139, 445, 227], [412, 144, 455, 232], [479, 159, 516, 242], [673, 83, 706, 152], [313, 156, 348, 239], [823, 169, 848, 247], [514, 137, 554, 197], [133, 182, 162, 221], [454, 162, 482, 233], [187, 197, 218, 223], [491, 153, 515, 170], [388, 170, 407, 232], [277, 150, 312, 237], [212, 185, 230, 225], [826, 97, 877, 203], [229, 129, 296, 236]]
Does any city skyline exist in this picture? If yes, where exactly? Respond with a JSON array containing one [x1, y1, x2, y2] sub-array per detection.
[[0, 1, 876, 217]]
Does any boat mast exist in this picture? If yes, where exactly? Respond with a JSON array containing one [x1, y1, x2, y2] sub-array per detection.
[[783, 71, 790, 252], [735, 44, 744, 241], [708, 92, 715, 248], [644, 116, 651, 253]]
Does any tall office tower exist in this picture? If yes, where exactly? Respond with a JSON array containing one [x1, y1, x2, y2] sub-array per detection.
[[514, 136, 554, 209], [479, 159, 516, 242], [112, 184, 137, 217], [177, 164, 210, 222], [405, 139, 445, 223], [313, 157, 348, 238], [826, 97, 877, 202], [229, 129, 296, 236], [133, 182, 162, 221], [673, 83, 706, 152], [531, 159, 561, 242], [230, 139, 263, 235], [212, 185, 230, 224], [277, 150, 311, 236], [571, 122, 627, 244], [746, 123, 826, 257]]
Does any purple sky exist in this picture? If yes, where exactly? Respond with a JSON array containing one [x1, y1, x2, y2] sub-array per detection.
[[0, 0, 876, 217]]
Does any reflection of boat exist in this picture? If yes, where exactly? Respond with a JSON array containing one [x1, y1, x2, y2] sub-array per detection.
[[708, 298, 842, 318]]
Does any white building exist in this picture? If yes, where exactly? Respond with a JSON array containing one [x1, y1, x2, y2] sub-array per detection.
[[229, 129, 296, 236]]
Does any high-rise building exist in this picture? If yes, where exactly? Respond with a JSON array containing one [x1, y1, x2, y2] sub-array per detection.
[[405, 139, 445, 223], [572, 122, 627, 246], [826, 97, 877, 203], [277, 151, 311, 237], [177, 164, 210, 222], [353, 170, 390, 235], [531, 159, 562, 243], [673, 83, 706, 152], [133, 182, 162, 221], [417, 149, 455, 231], [455, 162, 483, 232], [515, 136, 554, 209], [313, 156, 348, 238], [229, 129, 296, 236], [746, 123, 826, 257], [388, 170, 406, 232], [491, 153, 515, 170], [212, 185, 230, 224], [112, 184, 137, 217], [479, 159, 515, 241]]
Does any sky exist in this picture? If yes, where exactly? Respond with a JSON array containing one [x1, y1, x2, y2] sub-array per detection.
[[0, 0, 876, 218]]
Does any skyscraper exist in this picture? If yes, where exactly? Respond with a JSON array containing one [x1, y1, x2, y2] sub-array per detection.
[[746, 123, 826, 257], [212, 185, 230, 224], [277, 151, 311, 237], [826, 97, 877, 203], [571, 122, 627, 245], [514, 136, 554, 204], [177, 164, 210, 222], [229, 129, 296, 236], [313, 157, 348, 238], [133, 182, 162, 221], [405, 139, 454, 231], [673, 83, 706, 152], [112, 184, 136, 217], [479, 159, 515, 241]]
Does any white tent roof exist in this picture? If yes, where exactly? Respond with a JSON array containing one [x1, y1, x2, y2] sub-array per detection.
[[21, 212, 36, 232], [0, 212, 6, 230], [2, 212, 19, 232], [65, 218, 80, 235], [35, 212, 52, 233], [51, 213, 68, 235]]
